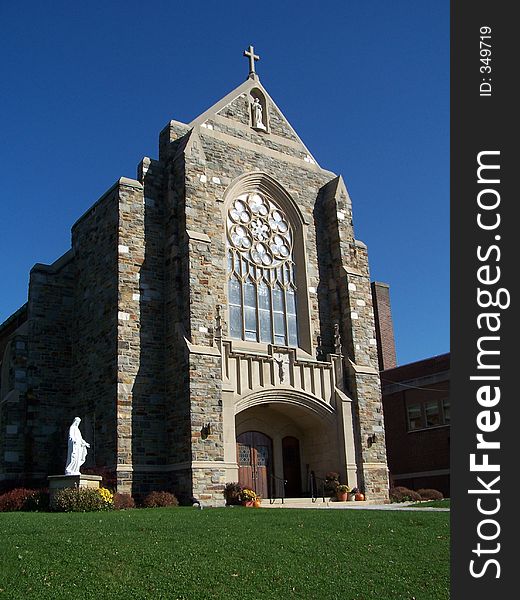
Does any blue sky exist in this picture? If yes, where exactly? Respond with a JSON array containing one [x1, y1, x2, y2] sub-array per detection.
[[0, 1, 449, 365]]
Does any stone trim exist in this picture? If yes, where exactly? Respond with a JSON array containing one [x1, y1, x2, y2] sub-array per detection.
[[382, 371, 451, 394], [0, 303, 28, 336], [116, 462, 237, 473], [186, 230, 212, 243], [198, 126, 334, 175], [392, 468, 450, 479], [212, 113, 312, 152], [186, 341, 221, 356], [342, 265, 366, 278], [348, 360, 379, 375], [234, 388, 335, 423], [32, 249, 74, 274], [72, 177, 143, 230]]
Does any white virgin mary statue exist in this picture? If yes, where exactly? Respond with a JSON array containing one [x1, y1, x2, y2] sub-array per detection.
[[65, 417, 90, 475], [252, 97, 266, 130]]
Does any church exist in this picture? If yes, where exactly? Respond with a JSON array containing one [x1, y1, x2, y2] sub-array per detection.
[[0, 48, 389, 504]]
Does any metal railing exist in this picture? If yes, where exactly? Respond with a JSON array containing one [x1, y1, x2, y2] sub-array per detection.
[[268, 473, 287, 504], [309, 471, 327, 503]]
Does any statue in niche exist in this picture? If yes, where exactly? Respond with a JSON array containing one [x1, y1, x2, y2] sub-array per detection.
[[65, 417, 90, 475], [251, 97, 266, 131]]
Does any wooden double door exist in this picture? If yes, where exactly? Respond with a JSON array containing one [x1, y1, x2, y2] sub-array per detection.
[[237, 431, 272, 499], [237, 432, 302, 498]]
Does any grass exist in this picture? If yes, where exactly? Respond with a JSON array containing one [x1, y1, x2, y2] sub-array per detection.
[[408, 499, 451, 509], [0, 507, 449, 600]]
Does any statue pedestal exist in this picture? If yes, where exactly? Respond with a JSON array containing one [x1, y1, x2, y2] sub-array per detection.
[[47, 474, 102, 508]]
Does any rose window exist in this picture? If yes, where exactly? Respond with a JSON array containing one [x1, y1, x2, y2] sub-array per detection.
[[227, 191, 298, 347], [227, 193, 292, 268]]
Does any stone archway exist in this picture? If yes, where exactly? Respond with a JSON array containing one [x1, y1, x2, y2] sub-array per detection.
[[233, 392, 341, 498]]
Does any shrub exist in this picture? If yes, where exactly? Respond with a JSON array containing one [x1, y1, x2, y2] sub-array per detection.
[[324, 472, 340, 496], [53, 487, 113, 512], [113, 492, 136, 510], [417, 488, 444, 501], [142, 491, 179, 508], [223, 482, 242, 505], [389, 486, 422, 503], [0, 488, 38, 512], [24, 489, 50, 512]]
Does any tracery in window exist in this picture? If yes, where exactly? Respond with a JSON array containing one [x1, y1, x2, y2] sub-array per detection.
[[227, 192, 298, 346]]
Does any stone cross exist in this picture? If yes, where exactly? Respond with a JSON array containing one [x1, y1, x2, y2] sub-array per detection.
[[243, 45, 260, 77]]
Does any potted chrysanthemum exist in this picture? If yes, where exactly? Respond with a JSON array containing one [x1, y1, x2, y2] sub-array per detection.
[[336, 484, 350, 502], [239, 488, 258, 507]]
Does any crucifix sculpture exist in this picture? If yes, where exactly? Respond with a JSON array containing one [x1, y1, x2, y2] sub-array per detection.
[[243, 45, 260, 78]]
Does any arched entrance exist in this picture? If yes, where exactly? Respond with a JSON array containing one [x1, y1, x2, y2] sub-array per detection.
[[236, 431, 272, 498], [231, 389, 346, 499]]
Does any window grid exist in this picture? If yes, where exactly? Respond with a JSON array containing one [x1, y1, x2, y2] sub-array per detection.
[[406, 397, 450, 431], [227, 249, 298, 346], [226, 191, 298, 347]]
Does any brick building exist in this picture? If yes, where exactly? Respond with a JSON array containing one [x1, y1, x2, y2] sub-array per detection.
[[0, 54, 389, 503], [381, 354, 450, 496], [371, 283, 450, 497]]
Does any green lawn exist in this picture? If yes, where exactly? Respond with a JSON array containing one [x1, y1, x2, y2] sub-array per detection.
[[409, 499, 451, 509], [0, 507, 449, 600]]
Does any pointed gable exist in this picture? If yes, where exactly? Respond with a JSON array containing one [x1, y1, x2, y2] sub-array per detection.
[[188, 78, 320, 167]]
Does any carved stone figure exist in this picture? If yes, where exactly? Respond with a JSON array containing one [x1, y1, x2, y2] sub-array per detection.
[[273, 352, 290, 383], [334, 323, 342, 355], [252, 97, 266, 130], [65, 417, 90, 475]]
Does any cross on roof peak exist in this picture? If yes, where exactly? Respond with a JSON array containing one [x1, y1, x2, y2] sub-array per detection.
[[243, 45, 260, 79]]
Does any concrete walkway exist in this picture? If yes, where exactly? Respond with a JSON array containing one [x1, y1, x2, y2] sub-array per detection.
[[261, 499, 449, 511]]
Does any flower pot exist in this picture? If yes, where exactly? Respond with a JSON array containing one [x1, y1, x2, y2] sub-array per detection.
[[253, 499, 261, 508], [348, 493, 356, 501], [336, 492, 348, 502], [355, 493, 365, 501], [242, 500, 254, 507]]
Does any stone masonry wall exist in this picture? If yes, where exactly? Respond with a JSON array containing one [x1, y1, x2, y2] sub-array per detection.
[[319, 180, 389, 499], [25, 255, 75, 481], [115, 173, 169, 497], [163, 130, 195, 501], [0, 329, 29, 487], [71, 191, 119, 476]]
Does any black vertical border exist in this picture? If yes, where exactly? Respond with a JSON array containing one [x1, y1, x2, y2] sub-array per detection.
[[452, 1, 516, 597]]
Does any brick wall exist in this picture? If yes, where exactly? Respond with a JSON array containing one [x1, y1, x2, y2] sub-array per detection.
[[371, 282, 397, 370]]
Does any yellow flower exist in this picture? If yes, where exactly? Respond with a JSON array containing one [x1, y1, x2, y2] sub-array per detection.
[[97, 487, 114, 505]]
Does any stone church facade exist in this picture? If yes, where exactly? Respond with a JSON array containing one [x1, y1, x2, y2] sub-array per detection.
[[0, 57, 389, 503]]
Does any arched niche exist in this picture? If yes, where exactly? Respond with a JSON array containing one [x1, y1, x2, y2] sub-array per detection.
[[250, 88, 269, 133]]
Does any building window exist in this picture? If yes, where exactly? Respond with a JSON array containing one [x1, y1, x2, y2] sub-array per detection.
[[406, 397, 450, 431], [407, 403, 423, 431], [442, 398, 450, 424], [227, 192, 298, 347]]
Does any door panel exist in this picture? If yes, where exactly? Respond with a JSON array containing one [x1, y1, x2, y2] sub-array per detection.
[[282, 436, 302, 496], [237, 431, 272, 498]]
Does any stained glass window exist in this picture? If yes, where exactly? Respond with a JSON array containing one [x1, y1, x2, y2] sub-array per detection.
[[227, 191, 298, 347]]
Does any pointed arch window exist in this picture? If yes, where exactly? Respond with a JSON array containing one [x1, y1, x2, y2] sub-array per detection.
[[227, 192, 298, 347]]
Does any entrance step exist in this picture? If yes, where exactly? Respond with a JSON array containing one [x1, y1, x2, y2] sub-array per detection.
[[262, 497, 385, 509]]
